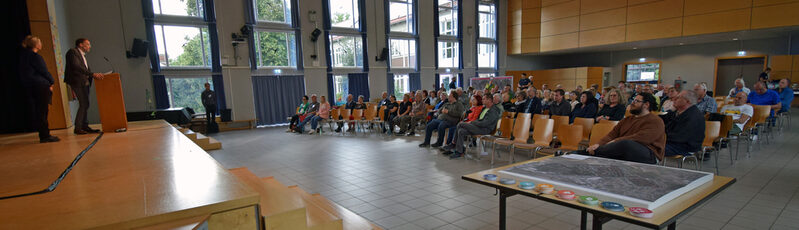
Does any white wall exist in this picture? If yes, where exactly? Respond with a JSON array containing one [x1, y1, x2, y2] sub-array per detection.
[[56, 0, 504, 122], [506, 36, 792, 91]]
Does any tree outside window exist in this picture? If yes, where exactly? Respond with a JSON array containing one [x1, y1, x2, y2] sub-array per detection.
[[166, 77, 213, 113]]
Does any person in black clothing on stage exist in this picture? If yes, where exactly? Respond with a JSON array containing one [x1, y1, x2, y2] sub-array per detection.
[[64, 38, 104, 135], [19, 35, 60, 143], [201, 82, 217, 128]]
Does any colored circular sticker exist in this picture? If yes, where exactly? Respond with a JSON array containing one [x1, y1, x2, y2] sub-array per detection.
[[519, 182, 536, 190], [499, 178, 516, 185], [579, 196, 599, 205], [483, 174, 497, 181], [601, 202, 624, 212], [557, 190, 575, 200], [628, 207, 654, 218]]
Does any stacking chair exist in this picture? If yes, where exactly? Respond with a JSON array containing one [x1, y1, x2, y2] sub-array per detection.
[[513, 118, 554, 159], [474, 116, 514, 158], [733, 111, 760, 159], [465, 119, 502, 160], [716, 115, 735, 165], [598, 120, 619, 126], [573, 117, 594, 142], [349, 109, 364, 134], [581, 123, 614, 149], [371, 106, 387, 133], [702, 121, 722, 174], [551, 115, 570, 137], [531, 114, 550, 131], [359, 106, 377, 133], [326, 107, 341, 132], [556, 124, 583, 152], [336, 108, 351, 135], [752, 105, 772, 146], [491, 113, 532, 166]]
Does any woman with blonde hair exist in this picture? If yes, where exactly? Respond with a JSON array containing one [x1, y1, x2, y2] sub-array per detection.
[[596, 88, 626, 122], [20, 35, 60, 143]]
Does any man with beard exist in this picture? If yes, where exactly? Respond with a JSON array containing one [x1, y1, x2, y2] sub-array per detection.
[[578, 93, 666, 164]]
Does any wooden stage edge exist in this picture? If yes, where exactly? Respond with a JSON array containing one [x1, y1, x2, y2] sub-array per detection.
[[0, 120, 259, 230]]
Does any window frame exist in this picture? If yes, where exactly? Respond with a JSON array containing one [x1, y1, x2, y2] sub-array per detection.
[[324, 0, 368, 73], [332, 74, 350, 105], [164, 75, 214, 113], [392, 73, 411, 98], [153, 23, 212, 69], [385, 0, 418, 72], [475, 0, 498, 72], [250, 0, 302, 71], [152, 0, 205, 18], [434, 0, 462, 73]]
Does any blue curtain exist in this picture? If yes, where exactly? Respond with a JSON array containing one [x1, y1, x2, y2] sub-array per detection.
[[348, 73, 370, 101], [141, 0, 159, 72], [205, 0, 221, 72], [152, 75, 169, 109], [252, 75, 306, 125], [435, 74, 440, 91], [212, 74, 226, 110], [386, 73, 395, 96], [409, 73, 421, 91], [243, 0, 257, 70], [327, 74, 335, 105], [458, 73, 464, 88]]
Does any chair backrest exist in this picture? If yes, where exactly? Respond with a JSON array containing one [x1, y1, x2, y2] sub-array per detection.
[[598, 120, 619, 126], [718, 115, 733, 139], [559, 124, 583, 151], [351, 109, 363, 120], [339, 108, 351, 120], [362, 106, 377, 120], [532, 119, 554, 146], [717, 102, 726, 113], [329, 107, 339, 119], [497, 117, 514, 138], [588, 123, 614, 146], [502, 111, 516, 119], [551, 115, 570, 135], [511, 113, 532, 143], [573, 117, 594, 141], [703, 121, 721, 147], [377, 106, 386, 121], [752, 105, 771, 124], [532, 114, 550, 130], [624, 105, 632, 118], [426, 105, 435, 111]]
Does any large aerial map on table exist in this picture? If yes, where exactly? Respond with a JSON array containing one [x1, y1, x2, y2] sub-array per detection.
[[498, 155, 713, 209]]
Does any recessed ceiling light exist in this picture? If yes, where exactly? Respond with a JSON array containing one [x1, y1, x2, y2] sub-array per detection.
[[633, 47, 638, 50], [639, 58, 646, 62], [679, 43, 684, 45], [732, 38, 739, 41]]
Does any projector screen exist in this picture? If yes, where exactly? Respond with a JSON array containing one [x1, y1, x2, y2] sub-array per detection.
[[626, 63, 660, 82]]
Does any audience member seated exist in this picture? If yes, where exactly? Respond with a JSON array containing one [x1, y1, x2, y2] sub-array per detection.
[[512, 91, 528, 112], [748, 81, 782, 117], [569, 91, 580, 110], [570, 91, 598, 123], [383, 95, 400, 134], [541, 89, 552, 110], [443, 94, 485, 148], [642, 85, 660, 106], [518, 87, 542, 114], [288, 95, 310, 132], [548, 89, 571, 116], [501, 93, 514, 112], [378, 91, 390, 107], [419, 92, 464, 148], [518, 73, 531, 91], [397, 92, 426, 136], [429, 91, 448, 119], [776, 79, 794, 114], [445, 94, 502, 159], [293, 94, 320, 133], [694, 83, 717, 114], [661, 90, 706, 157], [390, 94, 412, 134], [728, 78, 751, 99], [720, 92, 753, 135], [299, 96, 330, 134], [502, 84, 514, 99], [579, 93, 665, 164], [660, 86, 678, 112], [596, 89, 625, 122], [336, 94, 356, 132], [422, 90, 432, 105]]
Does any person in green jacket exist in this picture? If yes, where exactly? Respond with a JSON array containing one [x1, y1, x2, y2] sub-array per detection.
[[288, 95, 310, 131]]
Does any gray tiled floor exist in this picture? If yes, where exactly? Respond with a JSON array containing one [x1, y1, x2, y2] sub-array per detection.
[[209, 117, 799, 230]]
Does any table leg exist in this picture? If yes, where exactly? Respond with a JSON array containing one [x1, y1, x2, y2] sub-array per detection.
[[592, 214, 603, 230], [499, 191, 508, 230], [580, 211, 587, 230], [667, 221, 676, 230]]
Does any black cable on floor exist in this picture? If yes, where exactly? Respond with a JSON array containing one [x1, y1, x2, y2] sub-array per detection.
[[0, 132, 104, 200]]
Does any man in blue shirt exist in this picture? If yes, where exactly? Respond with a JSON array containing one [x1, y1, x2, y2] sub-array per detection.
[[694, 83, 717, 114], [748, 81, 781, 117], [776, 79, 794, 113]]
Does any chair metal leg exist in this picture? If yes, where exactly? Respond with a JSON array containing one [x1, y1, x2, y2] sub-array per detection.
[[491, 143, 497, 166], [509, 146, 516, 164]]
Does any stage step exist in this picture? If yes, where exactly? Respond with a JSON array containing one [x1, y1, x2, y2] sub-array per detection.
[[203, 137, 222, 150], [182, 129, 198, 140], [289, 187, 380, 230], [229, 168, 309, 230], [263, 179, 343, 230]]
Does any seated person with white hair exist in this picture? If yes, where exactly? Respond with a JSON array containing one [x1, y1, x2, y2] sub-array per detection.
[[660, 90, 706, 157], [720, 92, 753, 135], [694, 83, 717, 114], [728, 78, 751, 99]]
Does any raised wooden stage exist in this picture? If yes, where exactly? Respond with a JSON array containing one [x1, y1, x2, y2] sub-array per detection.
[[0, 120, 259, 229]]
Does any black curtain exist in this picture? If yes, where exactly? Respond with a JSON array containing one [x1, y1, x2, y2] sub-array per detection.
[[0, 0, 31, 133], [252, 75, 305, 125]]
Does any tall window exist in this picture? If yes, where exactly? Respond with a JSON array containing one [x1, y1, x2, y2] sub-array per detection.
[[253, 0, 300, 68], [436, 0, 460, 72], [393, 74, 410, 98], [439, 74, 455, 91], [333, 75, 349, 105], [327, 0, 365, 69], [152, 0, 212, 68], [387, 0, 417, 70], [477, 0, 497, 72], [165, 76, 213, 113]]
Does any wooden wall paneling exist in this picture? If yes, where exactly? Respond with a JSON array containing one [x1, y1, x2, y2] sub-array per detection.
[[540, 33, 579, 52], [26, 0, 49, 21], [751, 2, 799, 29], [542, 0, 573, 7], [541, 17, 579, 36], [684, 0, 752, 15], [753, 0, 799, 7], [794, 55, 799, 72], [541, 0, 580, 21], [509, 38, 522, 54], [508, 0, 522, 11], [522, 23, 542, 38], [509, 9, 523, 25], [580, 0, 627, 14], [510, 24, 522, 39], [522, 7, 542, 24], [626, 18, 683, 42], [627, 0, 660, 6], [771, 71, 792, 80], [521, 38, 541, 53], [523, 0, 543, 9], [770, 55, 794, 71], [579, 8, 627, 31], [575, 67, 588, 79], [587, 67, 604, 79], [626, 0, 684, 24], [682, 9, 751, 36], [793, 71, 799, 83]]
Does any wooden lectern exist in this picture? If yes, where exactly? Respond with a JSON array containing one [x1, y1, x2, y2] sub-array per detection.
[[94, 73, 128, 132]]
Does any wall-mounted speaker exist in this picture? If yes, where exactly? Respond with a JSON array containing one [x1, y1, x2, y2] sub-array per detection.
[[376, 47, 389, 61], [310, 28, 321, 42], [127, 38, 150, 58]]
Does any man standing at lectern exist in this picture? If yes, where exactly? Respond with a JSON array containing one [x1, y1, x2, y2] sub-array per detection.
[[65, 38, 104, 134]]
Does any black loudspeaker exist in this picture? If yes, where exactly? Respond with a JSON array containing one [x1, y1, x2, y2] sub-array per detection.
[[220, 109, 232, 122], [310, 28, 321, 42], [376, 47, 389, 61], [127, 38, 149, 58]]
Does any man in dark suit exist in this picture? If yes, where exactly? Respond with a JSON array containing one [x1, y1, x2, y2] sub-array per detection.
[[64, 38, 104, 134]]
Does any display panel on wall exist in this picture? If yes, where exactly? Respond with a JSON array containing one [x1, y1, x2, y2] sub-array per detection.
[[625, 62, 661, 83]]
